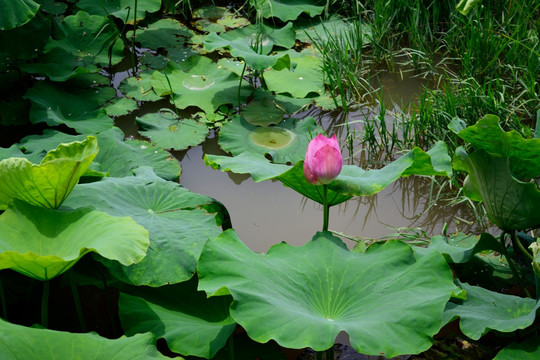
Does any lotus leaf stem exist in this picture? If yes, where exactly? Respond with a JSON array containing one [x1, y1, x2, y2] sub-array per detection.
[[237, 62, 247, 109], [227, 335, 235, 360], [41, 280, 50, 328], [102, 274, 118, 337], [499, 232, 532, 298], [512, 231, 534, 262], [69, 273, 87, 332]]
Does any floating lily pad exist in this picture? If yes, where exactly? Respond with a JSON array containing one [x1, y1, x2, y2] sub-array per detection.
[[192, 6, 250, 33], [24, 81, 114, 134], [105, 97, 138, 117], [119, 279, 235, 358], [0, 199, 149, 280], [205, 33, 291, 71], [0, 0, 40, 30], [252, 88, 314, 114], [19, 47, 98, 81], [264, 55, 324, 98], [0, 13, 50, 60], [0, 136, 98, 209], [215, 23, 296, 55], [77, 0, 161, 23], [241, 98, 285, 126], [219, 115, 322, 163], [0, 319, 171, 359], [198, 230, 455, 356], [136, 112, 209, 151], [151, 56, 252, 115], [259, 0, 324, 21], [443, 281, 540, 340], [127, 18, 193, 50], [120, 71, 162, 102], [426, 232, 503, 264], [44, 11, 124, 66], [65, 167, 222, 286]]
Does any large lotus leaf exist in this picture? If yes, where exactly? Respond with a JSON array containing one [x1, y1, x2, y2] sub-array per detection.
[[0, 136, 98, 209], [252, 88, 313, 114], [127, 18, 192, 50], [259, 0, 324, 21], [64, 167, 222, 286], [426, 232, 503, 264], [241, 97, 285, 126], [331, 141, 452, 196], [119, 279, 235, 358], [151, 56, 252, 115], [44, 11, 124, 66], [120, 71, 162, 102], [77, 0, 161, 23], [192, 6, 250, 33], [450, 115, 540, 179], [0, 12, 50, 59], [263, 55, 324, 98], [136, 112, 209, 151], [18, 127, 181, 181], [24, 81, 114, 133], [218, 115, 323, 163], [0, 0, 39, 30], [453, 148, 540, 231], [493, 337, 540, 360], [19, 47, 99, 81], [204, 33, 292, 71], [0, 318, 173, 359], [105, 97, 138, 117], [0, 199, 149, 280], [214, 23, 295, 55], [443, 281, 540, 340], [198, 230, 455, 356]]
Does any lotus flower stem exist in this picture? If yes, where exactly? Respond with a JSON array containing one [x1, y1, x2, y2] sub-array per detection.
[[69, 274, 87, 332], [237, 62, 247, 109], [511, 231, 534, 262], [499, 232, 532, 298], [227, 335, 235, 360], [41, 280, 50, 328], [323, 185, 329, 232]]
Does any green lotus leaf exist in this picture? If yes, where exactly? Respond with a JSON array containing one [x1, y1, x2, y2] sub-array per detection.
[[38, 0, 67, 15], [450, 115, 540, 179], [259, 0, 324, 21], [119, 279, 235, 358], [64, 167, 222, 286], [0, 199, 149, 280], [0, 13, 50, 60], [443, 281, 540, 340], [0, 318, 173, 359], [456, 0, 482, 15], [426, 232, 503, 264], [77, 0, 161, 23], [0, 0, 40, 30], [241, 97, 285, 126], [493, 336, 540, 360], [0, 136, 98, 209], [136, 112, 209, 151], [264, 55, 325, 98], [19, 47, 99, 81], [192, 6, 250, 33], [252, 88, 314, 114], [18, 127, 182, 181], [105, 97, 138, 117], [331, 141, 452, 196], [198, 230, 455, 356], [453, 148, 540, 231], [214, 23, 296, 55], [204, 33, 292, 71], [120, 71, 162, 102], [127, 18, 193, 50], [218, 115, 323, 163], [44, 11, 124, 66], [24, 81, 114, 133], [151, 56, 252, 115]]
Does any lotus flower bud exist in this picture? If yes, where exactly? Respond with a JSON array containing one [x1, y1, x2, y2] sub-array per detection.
[[303, 134, 343, 185]]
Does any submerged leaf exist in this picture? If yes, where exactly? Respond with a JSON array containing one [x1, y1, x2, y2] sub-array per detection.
[[198, 230, 455, 356], [0, 136, 98, 209], [0, 200, 149, 280]]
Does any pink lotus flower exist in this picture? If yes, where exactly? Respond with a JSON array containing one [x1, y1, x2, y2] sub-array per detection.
[[303, 134, 343, 185]]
